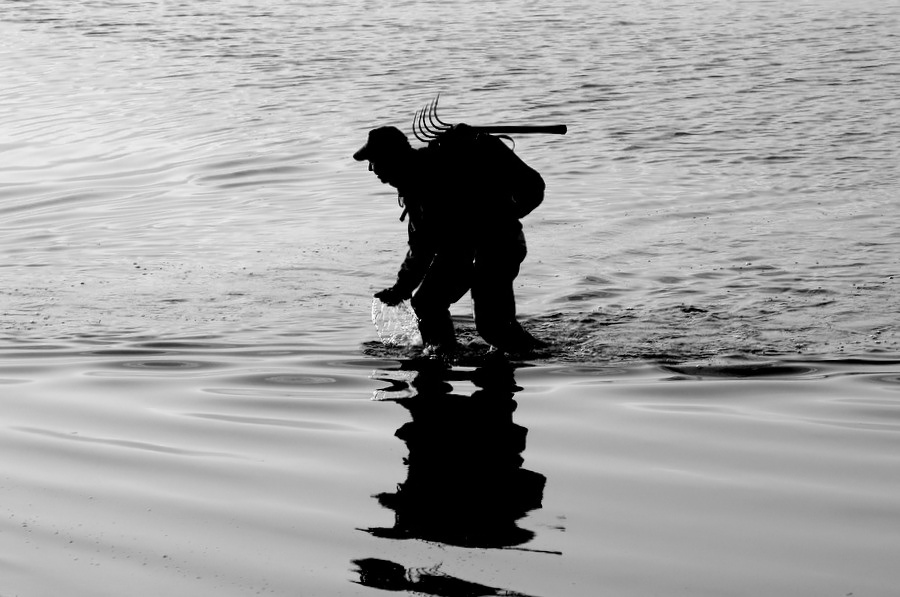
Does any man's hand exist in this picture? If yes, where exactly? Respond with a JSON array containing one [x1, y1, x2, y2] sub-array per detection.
[[450, 122, 475, 137], [444, 123, 477, 146], [374, 287, 406, 306]]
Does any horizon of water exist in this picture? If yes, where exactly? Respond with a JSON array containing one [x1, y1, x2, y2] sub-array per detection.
[[2, 1, 899, 595]]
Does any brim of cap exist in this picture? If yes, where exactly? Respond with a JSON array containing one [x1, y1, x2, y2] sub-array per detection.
[[352, 145, 369, 161]]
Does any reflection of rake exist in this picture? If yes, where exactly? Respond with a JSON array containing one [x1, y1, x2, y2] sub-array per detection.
[[412, 94, 568, 142]]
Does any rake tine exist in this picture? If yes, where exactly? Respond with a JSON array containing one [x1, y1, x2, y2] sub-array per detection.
[[423, 98, 439, 135], [426, 96, 452, 133], [422, 101, 438, 137], [412, 108, 431, 142], [431, 93, 453, 129], [417, 107, 438, 139]]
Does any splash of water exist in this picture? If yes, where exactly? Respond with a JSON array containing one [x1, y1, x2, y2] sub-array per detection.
[[371, 298, 423, 347]]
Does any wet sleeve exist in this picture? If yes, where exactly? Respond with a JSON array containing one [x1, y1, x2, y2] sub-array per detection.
[[393, 221, 435, 297]]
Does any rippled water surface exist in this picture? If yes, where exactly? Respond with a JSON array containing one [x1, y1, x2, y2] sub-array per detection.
[[2, 0, 899, 595]]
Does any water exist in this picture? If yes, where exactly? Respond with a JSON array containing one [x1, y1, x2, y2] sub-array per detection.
[[1, 0, 899, 594]]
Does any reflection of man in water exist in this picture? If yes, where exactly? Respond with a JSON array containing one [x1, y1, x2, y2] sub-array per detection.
[[363, 360, 546, 549], [354, 125, 546, 356], [352, 557, 538, 597]]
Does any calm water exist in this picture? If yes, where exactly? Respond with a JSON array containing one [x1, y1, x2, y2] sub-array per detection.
[[2, 1, 899, 595]]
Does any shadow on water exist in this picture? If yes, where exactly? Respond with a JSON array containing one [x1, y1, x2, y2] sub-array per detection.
[[352, 357, 551, 596]]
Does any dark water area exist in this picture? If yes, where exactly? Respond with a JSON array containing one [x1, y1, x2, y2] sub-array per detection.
[[2, 0, 900, 595]]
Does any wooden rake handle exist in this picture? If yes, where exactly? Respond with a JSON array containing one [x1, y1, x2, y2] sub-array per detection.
[[471, 124, 568, 135]]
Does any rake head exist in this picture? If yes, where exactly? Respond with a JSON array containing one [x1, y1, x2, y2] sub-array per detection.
[[412, 94, 454, 142]]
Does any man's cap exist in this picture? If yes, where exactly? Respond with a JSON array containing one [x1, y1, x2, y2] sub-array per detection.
[[353, 126, 410, 161]]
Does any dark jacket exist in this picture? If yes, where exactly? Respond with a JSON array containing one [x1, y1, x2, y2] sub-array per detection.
[[392, 134, 544, 297]]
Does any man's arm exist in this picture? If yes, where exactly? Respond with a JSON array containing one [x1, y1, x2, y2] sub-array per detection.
[[375, 220, 435, 305]]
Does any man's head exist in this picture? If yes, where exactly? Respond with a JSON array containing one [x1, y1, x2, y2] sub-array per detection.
[[353, 126, 413, 187]]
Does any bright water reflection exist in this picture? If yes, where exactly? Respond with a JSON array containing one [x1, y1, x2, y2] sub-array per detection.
[[2, 337, 900, 595]]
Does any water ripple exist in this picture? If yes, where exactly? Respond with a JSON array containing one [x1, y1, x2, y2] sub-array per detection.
[[2, 4, 900, 593], [13, 426, 244, 459], [186, 413, 361, 433]]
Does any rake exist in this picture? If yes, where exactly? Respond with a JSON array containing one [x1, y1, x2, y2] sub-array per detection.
[[412, 95, 567, 142]]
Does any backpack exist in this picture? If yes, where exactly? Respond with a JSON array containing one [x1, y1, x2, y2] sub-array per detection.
[[425, 126, 546, 220]]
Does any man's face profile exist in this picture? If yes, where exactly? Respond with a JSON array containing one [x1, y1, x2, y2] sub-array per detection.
[[369, 157, 402, 186]]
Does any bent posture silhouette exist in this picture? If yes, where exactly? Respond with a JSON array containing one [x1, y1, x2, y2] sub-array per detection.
[[354, 121, 547, 356]]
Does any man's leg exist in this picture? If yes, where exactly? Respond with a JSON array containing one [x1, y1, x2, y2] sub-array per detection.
[[410, 252, 472, 348], [471, 231, 533, 352]]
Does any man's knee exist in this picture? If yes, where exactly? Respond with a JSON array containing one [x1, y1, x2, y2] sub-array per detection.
[[410, 292, 445, 320]]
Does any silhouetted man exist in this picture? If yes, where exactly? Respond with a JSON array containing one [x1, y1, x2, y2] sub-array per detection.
[[354, 124, 546, 356]]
